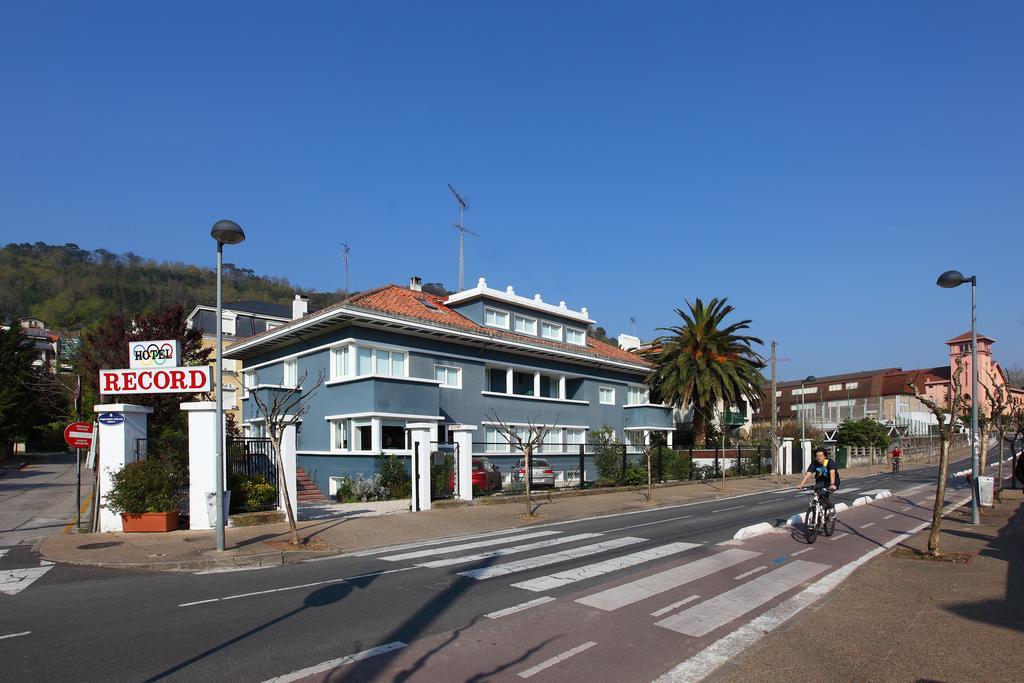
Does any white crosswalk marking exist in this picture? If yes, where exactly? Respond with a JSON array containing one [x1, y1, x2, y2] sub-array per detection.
[[650, 594, 700, 617], [485, 596, 555, 619], [457, 537, 647, 581], [510, 542, 700, 592], [417, 533, 603, 569], [575, 548, 760, 612], [655, 560, 830, 637], [379, 531, 560, 561], [518, 641, 596, 678], [352, 527, 547, 557], [0, 565, 53, 596]]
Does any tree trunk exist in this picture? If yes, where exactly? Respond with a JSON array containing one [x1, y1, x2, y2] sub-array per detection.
[[524, 445, 533, 517], [926, 437, 952, 556], [978, 424, 989, 474], [647, 449, 652, 502], [997, 435, 1004, 492], [272, 438, 299, 545], [692, 412, 707, 447]]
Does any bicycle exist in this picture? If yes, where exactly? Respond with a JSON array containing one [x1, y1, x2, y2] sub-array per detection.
[[891, 457, 901, 474], [801, 488, 836, 543]]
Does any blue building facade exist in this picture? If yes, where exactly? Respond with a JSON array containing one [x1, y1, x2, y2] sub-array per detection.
[[226, 278, 674, 497]]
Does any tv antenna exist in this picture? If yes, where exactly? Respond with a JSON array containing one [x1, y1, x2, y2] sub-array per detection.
[[448, 183, 478, 291], [630, 316, 638, 338], [341, 241, 350, 295]]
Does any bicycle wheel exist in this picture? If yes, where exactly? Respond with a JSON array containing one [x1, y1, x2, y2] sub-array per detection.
[[824, 508, 836, 536], [804, 507, 818, 544]]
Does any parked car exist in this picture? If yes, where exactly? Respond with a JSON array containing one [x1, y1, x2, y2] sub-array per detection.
[[514, 457, 556, 488], [473, 457, 503, 493]]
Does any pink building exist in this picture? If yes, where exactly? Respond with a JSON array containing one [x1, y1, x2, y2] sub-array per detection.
[[922, 331, 1024, 415]]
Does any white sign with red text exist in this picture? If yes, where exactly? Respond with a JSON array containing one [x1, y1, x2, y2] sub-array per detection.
[[99, 367, 212, 395]]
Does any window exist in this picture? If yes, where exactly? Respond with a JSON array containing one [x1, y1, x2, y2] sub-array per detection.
[[380, 422, 408, 450], [599, 386, 616, 405], [332, 419, 350, 451], [565, 428, 585, 447], [792, 387, 818, 396], [487, 368, 507, 393], [541, 321, 563, 341], [484, 307, 509, 329], [352, 421, 373, 451], [513, 314, 537, 335], [828, 384, 842, 392], [625, 431, 644, 454], [353, 346, 406, 377], [626, 385, 649, 406], [484, 426, 510, 453], [248, 421, 267, 438], [775, 390, 782, 398], [357, 347, 373, 375], [434, 364, 461, 389], [845, 382, 859, 390], [221, 312, 236, 336], [541, 428, 562, 452], [565, 327, 586, 346], [513, 371, 535, 396], [283, 359, 297, 388], [331, 346, 351, 379]]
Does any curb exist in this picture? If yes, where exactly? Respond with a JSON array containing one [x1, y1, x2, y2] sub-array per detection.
[[37, 549, 339, 572], [733, 522, 774, 540]]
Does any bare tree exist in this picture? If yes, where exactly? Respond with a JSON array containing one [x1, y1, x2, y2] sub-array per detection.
[[249, 369, 325, 545], [908, 356, 968, 557], [487, 412, 558, 518], [982, 371, 1009, 492]]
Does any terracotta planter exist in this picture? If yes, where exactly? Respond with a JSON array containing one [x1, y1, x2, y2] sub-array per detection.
[[121, 511, 179, 533]]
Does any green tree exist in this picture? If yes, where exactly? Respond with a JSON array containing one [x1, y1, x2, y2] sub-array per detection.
[[643, 298, 764, 445], [835, 418, 890, 449], [0, 326, 49, 457]]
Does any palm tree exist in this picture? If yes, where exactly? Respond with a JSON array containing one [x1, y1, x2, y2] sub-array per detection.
[[643, 298, 765, 445]]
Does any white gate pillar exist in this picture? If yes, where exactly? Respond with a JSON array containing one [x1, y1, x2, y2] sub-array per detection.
[[408, 422, 437, 511], [450, 425, 477, 501], [800, 439, 812, 472], [94, 403, 153, 532], [280, 423, 298, 515], [781, 437, 794, 475], [181, 401, 221, 529]]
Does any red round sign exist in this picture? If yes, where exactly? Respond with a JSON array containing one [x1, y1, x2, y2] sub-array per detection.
[[64, 421, 94, 449]]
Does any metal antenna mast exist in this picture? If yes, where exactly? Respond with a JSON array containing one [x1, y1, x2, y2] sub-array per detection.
[[341, 241, 350, 295], [447, 183, 478, 291]]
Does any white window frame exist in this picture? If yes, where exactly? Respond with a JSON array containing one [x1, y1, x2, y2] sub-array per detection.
[[351, 419, 374, 453], [565, 326, 586, 346], [330, 345, 352, 380], [540, 428, 562, 453], [484, 307, 510, 330], [541, 321, 563, 341], [845, 382, 859, 390], [282, 358, 298, 388], [599, 386, 616, 405], [242, 370, 255, 398], [434, 364, 462, 389], [565, 428, 585, 447], [626, 385, 649, 406], [484, 426, 511, 453], [330, 419, 350, 452], [513, 314, 538, 336], [828, 383, 842, 392]]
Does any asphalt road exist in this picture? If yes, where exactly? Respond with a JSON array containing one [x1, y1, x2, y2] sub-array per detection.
[[0, 455, 978, 682]]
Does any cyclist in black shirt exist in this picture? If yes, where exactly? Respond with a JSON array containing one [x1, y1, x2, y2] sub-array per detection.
[[796, 447, 837, 518]]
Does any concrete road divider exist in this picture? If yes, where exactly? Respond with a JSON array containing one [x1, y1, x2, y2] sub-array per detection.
[[785, 514, 804, 528], [852, 496, 873, 507], [733, 522, 775, 540], [833, 503, 849, 514], [874, 490, 892, 500]]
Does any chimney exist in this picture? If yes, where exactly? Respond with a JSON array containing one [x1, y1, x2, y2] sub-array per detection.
[[618, 333, 641, 351], [292, 294, 308, 320], [409, 276, 422, 292]]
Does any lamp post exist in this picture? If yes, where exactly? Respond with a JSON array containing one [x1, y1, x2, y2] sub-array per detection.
[[937, 269, 979, 525], [801, 375, 816, 441], [211, 219, 246, 551]]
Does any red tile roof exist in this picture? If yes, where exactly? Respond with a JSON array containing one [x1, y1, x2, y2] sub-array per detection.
[[946, 331, 996, 344]]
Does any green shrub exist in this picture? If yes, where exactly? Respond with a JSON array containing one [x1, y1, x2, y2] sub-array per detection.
[[430, 452, 455, 499], [622, 460, 647, 486], [377, 453, 412, 499], [591, 427, 622, 482], [335, 478, 354, 503], [104, 458, 179, 514], [669, 452, 694, 480]]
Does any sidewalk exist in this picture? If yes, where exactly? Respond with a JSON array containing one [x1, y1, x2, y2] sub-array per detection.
[[709, 484, 1024, 683], [38, 461, 911, 571]]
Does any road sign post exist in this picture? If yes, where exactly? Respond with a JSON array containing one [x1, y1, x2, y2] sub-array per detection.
[[64, 422, 94, 532]]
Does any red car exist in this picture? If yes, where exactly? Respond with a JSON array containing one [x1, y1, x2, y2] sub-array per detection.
[[448, 457, 504, 494]]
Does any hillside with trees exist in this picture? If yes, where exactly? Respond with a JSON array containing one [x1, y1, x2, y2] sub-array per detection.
[[0, 242, 349, 329]]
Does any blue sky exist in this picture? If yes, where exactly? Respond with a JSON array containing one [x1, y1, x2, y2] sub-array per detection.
[[1, 2, 1021, 379]]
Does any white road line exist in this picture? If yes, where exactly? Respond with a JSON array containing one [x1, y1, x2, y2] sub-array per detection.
[[575, 549, 760, 612], [417, 533, 602, 569], [510, 542, 700, 592], [859, 523, 875, 529], [0, 549, 8, 559], [650, 595, 700, 617], [195, 565, 272, 575], [0, 566, 53, 596], [0, 631, 31, 641], [262, 642, 406, 682], [733, 565, 767, 580], [711, 505, 745, 513], [829, 533, 849, 541], [178, 567, 415, 607], [655, 495, 973, 683], [485, 596, 556, 619], [900, 506, 912, 512], [883, 514, 895, 520], [379, 531, 560, 561], [603, 514, 694, 534], [351, 527, 550, 557], [756, 500, 776, 505], [839, 487, 860, 494], [458, 537, 646, 581], [655, 560, 831, 637], [791, 548, 814, 557], [518, 641, 597, 679]]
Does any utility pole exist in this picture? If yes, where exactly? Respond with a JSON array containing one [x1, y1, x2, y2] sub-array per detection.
[[341, 241, 350, 296], [448, 184, 478, 291], [771, 341, 780, 483]]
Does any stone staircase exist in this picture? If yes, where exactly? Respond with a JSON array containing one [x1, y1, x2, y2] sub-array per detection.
[[297, 467, 326, 503]]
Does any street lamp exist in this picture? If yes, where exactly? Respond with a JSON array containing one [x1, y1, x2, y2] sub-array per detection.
[[211, 219, 246, 551], [801, 375, 816, 442], [936, 269, 980, 525]]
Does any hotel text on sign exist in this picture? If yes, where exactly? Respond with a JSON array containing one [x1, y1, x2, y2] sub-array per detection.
[[99, 367, 212, 395], [128, 340, 181, 370]]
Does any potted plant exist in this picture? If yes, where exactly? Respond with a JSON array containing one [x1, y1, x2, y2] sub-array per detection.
[[104, 457, 181, 532]]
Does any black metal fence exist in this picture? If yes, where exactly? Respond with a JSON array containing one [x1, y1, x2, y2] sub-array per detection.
[[226, 437, 279, 513]]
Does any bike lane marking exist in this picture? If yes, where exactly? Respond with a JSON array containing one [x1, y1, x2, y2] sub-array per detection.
[[517, 641, 596, 679]]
